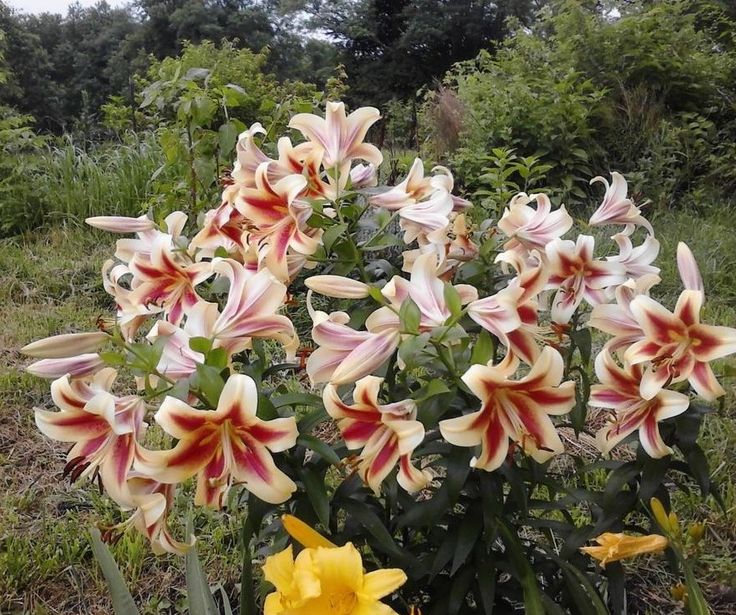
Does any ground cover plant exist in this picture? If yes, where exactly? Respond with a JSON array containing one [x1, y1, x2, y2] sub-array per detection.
[[12, 101, 736, 614]]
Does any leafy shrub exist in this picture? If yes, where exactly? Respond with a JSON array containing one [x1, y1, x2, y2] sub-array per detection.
[[424, 0, 736, 212]]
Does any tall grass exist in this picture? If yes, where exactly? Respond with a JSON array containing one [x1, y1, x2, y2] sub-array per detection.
[[41, 134, 164, 222]]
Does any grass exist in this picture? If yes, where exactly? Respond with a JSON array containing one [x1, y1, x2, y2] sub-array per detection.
[[1, 205, 735, 613], [0, 227, 244, 613]]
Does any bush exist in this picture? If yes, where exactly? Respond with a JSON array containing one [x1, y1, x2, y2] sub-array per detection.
[[423, 0, 736, 212]]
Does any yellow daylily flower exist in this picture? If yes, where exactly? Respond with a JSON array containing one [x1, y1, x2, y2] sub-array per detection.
[[263, 542, 407, 615], [580, 532, 668, 566]]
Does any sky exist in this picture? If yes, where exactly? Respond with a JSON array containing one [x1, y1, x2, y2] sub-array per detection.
[[6, 0, 127, 14]]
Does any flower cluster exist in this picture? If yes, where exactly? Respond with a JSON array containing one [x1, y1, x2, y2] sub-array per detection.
[[24, 101, 735, 589]]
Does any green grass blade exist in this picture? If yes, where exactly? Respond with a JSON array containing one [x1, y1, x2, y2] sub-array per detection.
[[89, 528, 140, 615]]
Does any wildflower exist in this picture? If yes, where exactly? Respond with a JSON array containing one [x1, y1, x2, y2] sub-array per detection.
[[581, 532, 668, 566], [439, 348, 575, 471], [323, 375, 430, 494]]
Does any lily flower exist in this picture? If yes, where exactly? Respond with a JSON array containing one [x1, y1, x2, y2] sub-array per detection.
[[349, 163, 377, 188], [607, 233, 660, 280], [306, 306, 400, 386], [588, 273, 661, 352], [439, 348, 575, 471], [305, 275, 371, 299], [102, 260, 163, 340], [468, 252, 549, 364], [370, 158, 454, 245], [114, 211, 188, 263], [140, 374, 298, 507], [289, 101, 383, 181], [146, 320, 205, 382], [589, 172, 653, 235], [235, 162, 321, 282], [625, 290, 736, 400], [111, 475, 193, 555], [129, 235, 213, 325], [188, 259, 297, 356], [323, 376, 430, 494], [34, 369, 146, 504], [498, 193, 573, 255], [590, 350, 690, 458], [263, 542, 406, 615], [545, 235, 627, 324], [581, 532, 668, 567], [190, 200, 249, 259]]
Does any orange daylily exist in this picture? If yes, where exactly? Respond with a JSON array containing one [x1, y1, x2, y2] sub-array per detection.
[[581, 532, 668, 566]]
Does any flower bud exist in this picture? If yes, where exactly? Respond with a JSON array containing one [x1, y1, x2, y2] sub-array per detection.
[[650, 497, 672, 533], [671, 582, 687, 602], [687, 522, 705, 543], [86, 215, 156, 233], [305, 275, 371, 299], [22, 332, 109, 358], [26, 354, 105, 379]]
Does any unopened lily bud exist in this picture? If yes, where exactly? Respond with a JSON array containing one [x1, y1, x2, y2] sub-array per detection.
[[22, 331, 109, 358], [650, 497, 671, 533], [86, 215, 156, 233], [305, 275, 371, 299], [671, 582, 687, 602], [26, 354, 105, 379], [687, 522, 706, 542]]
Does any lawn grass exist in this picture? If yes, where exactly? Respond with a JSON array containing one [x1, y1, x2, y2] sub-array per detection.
[[1, 205, 734, 613]]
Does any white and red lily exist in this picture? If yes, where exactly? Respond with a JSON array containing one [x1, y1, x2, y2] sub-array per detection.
[[289, 101, 383, 182], [323, 376, 430, 494], [590, 350, 689, 458], [439, 348, 575, 471], [140, 374, 298, 507], [498, 193, 573, 255], [607, 233, 660, 280], [588, 273, 661, 352], [545, 235, 627, 324], [589, 172, 653, 235], [234, 162, 321, 282], [625, 289, 736, 400], [35, 369, 146, 504], [129, 235, 213, 325]]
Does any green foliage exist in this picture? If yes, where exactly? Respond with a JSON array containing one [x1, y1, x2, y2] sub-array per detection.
[[131, 40, 319, 213], [427, 0, 736, 211]]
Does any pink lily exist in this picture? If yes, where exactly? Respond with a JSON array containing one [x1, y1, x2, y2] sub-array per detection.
[[591, 350, 690, 458], [306, 305, 400, 386], [140, 374, 298, 507], [129, 235, 213, 325], [439, 348, 576, 471], [606, 233, 660, 280], [190, 200, 249, 260], [370, 158, 453, 244], [289, 101, 383, 181], [323, 376, 430, 494], [589, 172, 653, 235], [102, 260, 163, 340], [189, 259, 297, 355], [498, 193, 573, 255], [625, 289, 736, 400], [35, 369, 147, 504], [545, 235, 628, 324], [468, 253, 549, 364], [114, 211, 188, 263], [26, 353, 105, 379], [147, 320, 206, 382], [676, 242, 704, 292]]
